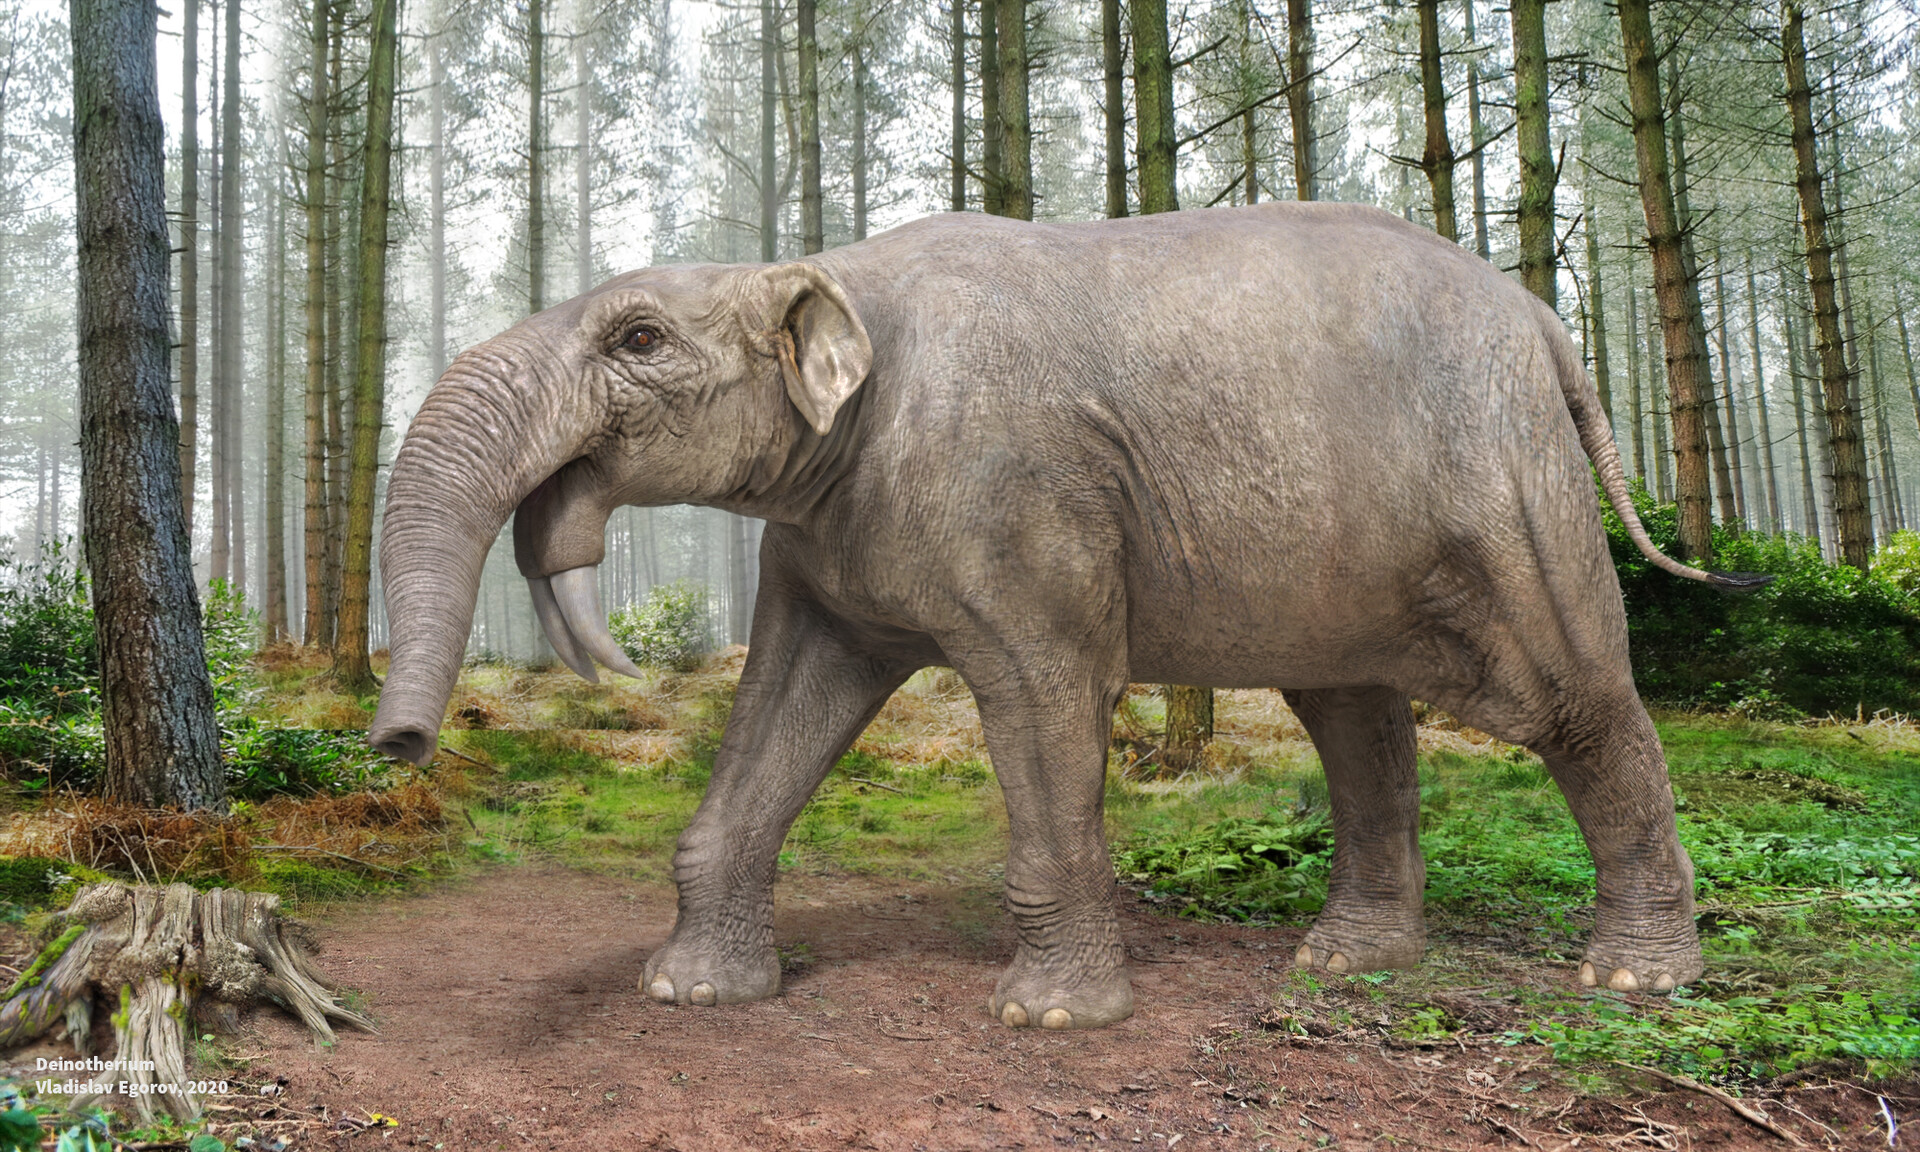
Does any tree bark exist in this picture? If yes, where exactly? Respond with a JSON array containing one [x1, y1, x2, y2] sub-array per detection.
[[1899, 298, 1920, 499], [1463, 0, 1487, 257], [1285, 0, 1314, 200], [208, 7, 227, 585], [1511, 0, 1554, 308], [760, 0, 777, 259], [981, 0, 1001, 216], [73, 0, 225, 810], [950, 0, 966, 211], [178, 0, 198, 531], [1103, 0, 1126, 218], [1416, 0, 1455, 242], [1583, 185, 1611, 421], [1162, 685, 1212, 776], [1785, 305, 1821, 543], [221, 0, 244, 599], [1666, 91, 1734, 531], [1712, 270, 1749, 527], [430, 11, 445, 375], [1129, 0, 1177, 214], [1618, 0, 1712, 562], [266, 161, 288, 642], [1866, 303, 1902, 536], [1746, 261, 1781, 535], [321, 0, 346, 647], [1783, 0, 1870, 568], [852, 39, 868, 240], [333, 0, 398, 694], [528, 0, 545, 312], [575, 8, 592, 294], [995, 0, 1031, 220], [1627, 283, 1647, 483], [798, 0, 822, 253], [301, 0, 328, 647]]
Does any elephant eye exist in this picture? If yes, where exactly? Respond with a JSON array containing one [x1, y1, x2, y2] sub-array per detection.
[[622, 326, 658, 351]]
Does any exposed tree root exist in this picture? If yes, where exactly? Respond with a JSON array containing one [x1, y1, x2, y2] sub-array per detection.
[[0, 883, 372, 1120]]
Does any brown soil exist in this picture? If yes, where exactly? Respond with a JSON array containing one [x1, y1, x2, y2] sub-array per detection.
[[164, 868, 1908, 1151]]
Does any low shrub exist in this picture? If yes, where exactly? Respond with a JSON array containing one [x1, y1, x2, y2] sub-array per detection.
[[609, 581, 714, 672]]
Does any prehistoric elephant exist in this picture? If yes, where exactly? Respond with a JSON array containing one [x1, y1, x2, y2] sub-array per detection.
[[371, 203, 1754, 1030]]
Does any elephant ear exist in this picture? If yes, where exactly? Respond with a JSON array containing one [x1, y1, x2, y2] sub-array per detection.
[[760, 262, 872, 437]]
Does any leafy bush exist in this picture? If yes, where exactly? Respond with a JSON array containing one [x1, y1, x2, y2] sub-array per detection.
[[609, 580, 715, 672], [1602, 482, 1920, 715], [1113, 811, 1332, 921], [0, 541, 96, 716]]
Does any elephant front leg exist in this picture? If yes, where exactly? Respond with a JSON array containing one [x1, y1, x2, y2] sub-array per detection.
[[642, 591, 916, 1007], [1284, 686, 1427, 974], [954, 643, 1134, 1030]]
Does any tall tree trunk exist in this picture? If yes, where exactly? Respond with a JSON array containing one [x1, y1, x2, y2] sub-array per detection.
[[1746, 261, 1782, 534], [429, 13, 445, 375], [1239, 0, 1256, 207], [575, 10, 592, 293], [1416, 0, 1455, 241], [1866, 303, 1902, 535], [208, 7, 227, 585], [1285, 0, 1314, 200], [73, 0, 225, 810], [1129, 0, 1177, 214], [1511, 0, 1554, 308], [221, 0, 244, 599], [1712, 269, 1749, 527], [1627, 283, 1647, 483], [333, 0, 398, 694], [301, 0, 328, 647], [950, 0, 966, 211], [1161, 684, 1212, 777], [528, 0, 545, 312], [1584, 187, 1612, 421], [1785, 305, 1821, 543], [852, 40, 868, 240], [981, 0, 1001, 215], [266, 161, 289, 642], [1103, 0, 1126, 217], [995, 0, 1031, 219], [1618, 0, 1712, 562], [1650, 306, 1672, 503], [1666, 88, 1734, 531], [798, 0, 821, 253], [760, 0, 777, 259], [1783, 0, 1870, 569], [1463, 0, 1487, 257], [1899, 298, 1920, 492], [178, 0, 199, 530], [321, 0, 346, 646]]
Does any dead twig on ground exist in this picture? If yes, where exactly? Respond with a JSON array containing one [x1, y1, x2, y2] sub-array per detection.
[[844, 776, 904, 794], [1615, 1062, 1807, 1146]]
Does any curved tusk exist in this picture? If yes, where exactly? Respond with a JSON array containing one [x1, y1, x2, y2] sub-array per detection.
[[550, 566, 646, 679], [528, 576, 598, 683]]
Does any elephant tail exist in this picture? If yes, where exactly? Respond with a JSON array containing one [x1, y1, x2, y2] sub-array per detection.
[[1547, 319, 1773, 592]]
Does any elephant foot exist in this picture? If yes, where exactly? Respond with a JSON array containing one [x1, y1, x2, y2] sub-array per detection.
[[641, 932, 781, 1007], [990, 944, 1134, 1030], [1576, 935, 1701, 995], [1294, 909, 1426, 974]]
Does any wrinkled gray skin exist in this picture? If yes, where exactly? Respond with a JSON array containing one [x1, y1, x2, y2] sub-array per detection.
[[372, 203, 1718, 1030]]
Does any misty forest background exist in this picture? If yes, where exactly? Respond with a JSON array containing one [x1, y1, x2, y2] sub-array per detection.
[[2, 0, 1919, 676]]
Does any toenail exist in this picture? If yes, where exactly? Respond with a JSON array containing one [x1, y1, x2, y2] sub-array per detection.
[[1607, 968, 1640, 992], [690, 982, 718, 1006], [647, 977, 675, 1002], [1295, 945, 1315, 968], [1326, 952, 1349, 973], [1578, 962, 1598, 987], [1001, 1001, 1030, 1027], [1652, 973, 1675, 993], [1040, 1008, 1072, 1030]]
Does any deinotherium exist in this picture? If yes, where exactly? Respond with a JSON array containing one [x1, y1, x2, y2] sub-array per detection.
[[371, 204, 1763, 1030]]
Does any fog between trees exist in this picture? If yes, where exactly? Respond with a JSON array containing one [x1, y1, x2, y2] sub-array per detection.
[[6, 0, 1919, 668]]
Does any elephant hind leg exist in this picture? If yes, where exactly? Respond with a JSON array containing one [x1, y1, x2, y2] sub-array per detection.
[[1284, 686, 1426, 975]]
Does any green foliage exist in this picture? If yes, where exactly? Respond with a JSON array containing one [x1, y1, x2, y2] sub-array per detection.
[[1602, 483, 1920, 715], [1113, 811, 1332, 921], [0, 1106, 38, 1152], [0, 541, 96, 714], [608, 581, 715, 672], [0, 855, 65, 909]]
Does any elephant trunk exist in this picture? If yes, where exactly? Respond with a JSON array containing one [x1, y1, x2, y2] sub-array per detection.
[[369, 345, 597, 765]]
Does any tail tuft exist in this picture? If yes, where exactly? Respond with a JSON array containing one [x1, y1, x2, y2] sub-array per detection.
[[1707, 571, 1775, 593]]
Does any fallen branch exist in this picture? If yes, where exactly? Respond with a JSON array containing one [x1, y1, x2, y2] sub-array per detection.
[[845, 776, 904, 794], [252, 844, 407, 878], [1616, 1062, 1807, 1146]]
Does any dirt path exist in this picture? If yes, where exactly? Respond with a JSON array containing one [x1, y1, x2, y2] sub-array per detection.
[[208, 868, 1898, 1150]]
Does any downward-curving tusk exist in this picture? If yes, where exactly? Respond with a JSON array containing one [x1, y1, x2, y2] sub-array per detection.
[[528, 576, 598, 683], [550, 566, 646, 679]]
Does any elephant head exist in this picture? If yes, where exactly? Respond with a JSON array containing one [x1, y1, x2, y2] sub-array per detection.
[[368, 261, 872, 765]]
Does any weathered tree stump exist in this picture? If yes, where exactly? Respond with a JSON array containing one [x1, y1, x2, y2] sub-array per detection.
[[0, 883, 372, 1120]]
